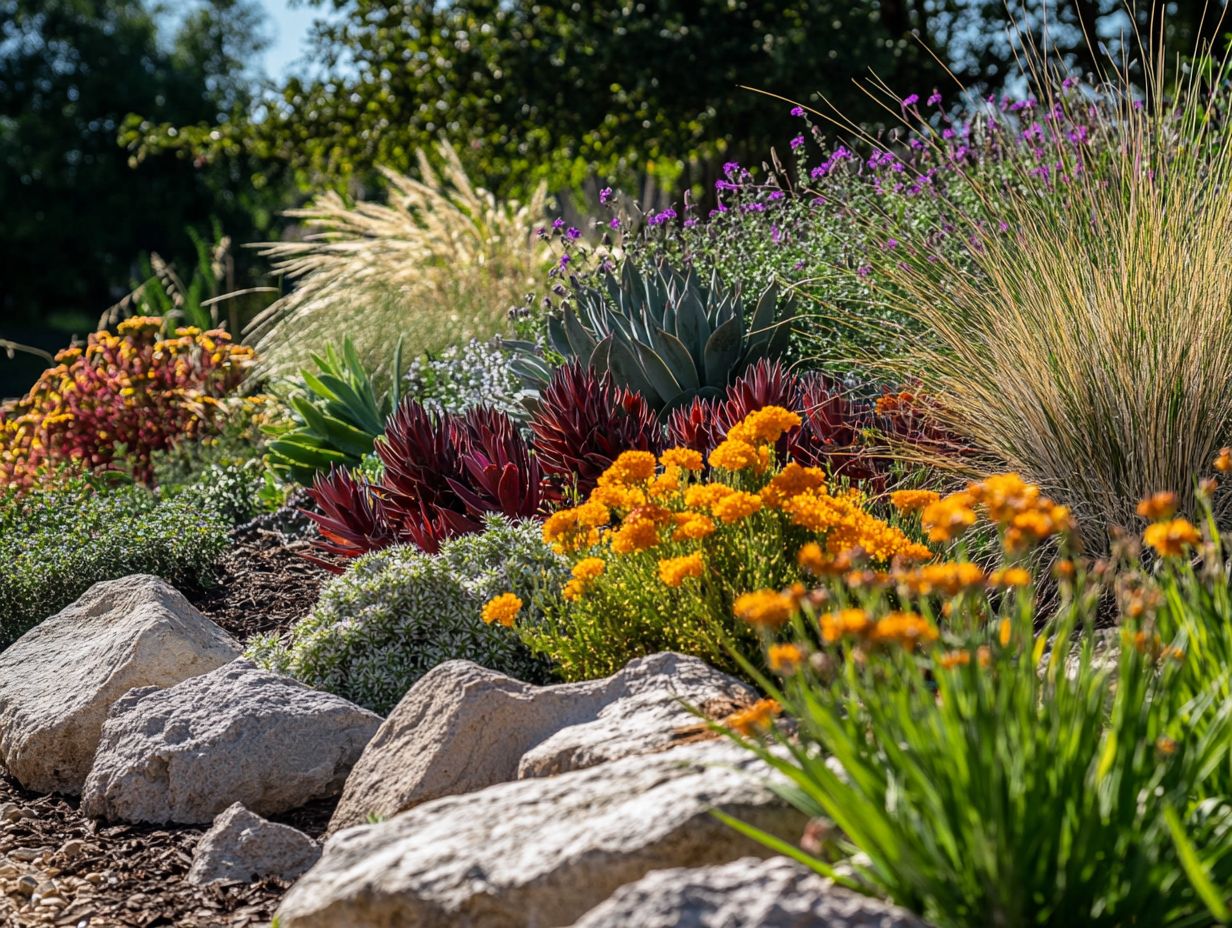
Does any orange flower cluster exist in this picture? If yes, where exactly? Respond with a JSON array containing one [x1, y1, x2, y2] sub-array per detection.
[[481, 593, 523, 627], [818, 607, 938, 652], [658, 552, 704, 587], [921, 473, 1072, 552], [0, 318, 253, 488], [563, 557, 606, 601], [723, 698, 783, 736], [785, 489, 932, 562], [1143, 518, 1201, 558]]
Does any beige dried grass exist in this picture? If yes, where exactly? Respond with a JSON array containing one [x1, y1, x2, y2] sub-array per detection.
[[249, 140, 550, 383]]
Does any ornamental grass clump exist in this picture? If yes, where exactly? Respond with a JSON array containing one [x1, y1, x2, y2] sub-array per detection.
[[482, 405, 932, 681], [832, 39, 1232, 547], [720, 467, 1232, 928], [0, 317, 253, 489], [250, 140, 549, 382]]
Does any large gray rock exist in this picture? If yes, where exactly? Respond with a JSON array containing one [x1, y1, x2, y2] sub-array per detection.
[[188, 803, 321, 886], [329, 652, 753, 832], [571, 857, 931, 928], [81, 660, 381, 824], [276, 740, 807, 928], [0, 575, 241, 795]]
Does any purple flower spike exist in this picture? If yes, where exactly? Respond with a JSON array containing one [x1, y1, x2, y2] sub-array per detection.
[[902, 93, 920, 107], [790, 134, 805, 150], [791, 105, 805, 117], [599, 186, 613, 204], [927, 91, 942, 106], [566, 226, 581, 240]]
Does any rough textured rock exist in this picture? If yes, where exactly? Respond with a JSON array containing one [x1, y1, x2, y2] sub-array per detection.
[[571, 857, 931, 928], [0, 575, 241, 795], [187, 803, 321, 886], [276, 740, 808, 928], [81, 660, 381, 824], [329, 652, 753, 832]]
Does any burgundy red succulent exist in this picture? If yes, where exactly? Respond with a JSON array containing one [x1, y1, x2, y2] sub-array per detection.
[[529, 362, 661, 497], [307, 399, 549, 566]]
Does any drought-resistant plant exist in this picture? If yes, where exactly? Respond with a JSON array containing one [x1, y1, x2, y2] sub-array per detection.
[[246, 516, 563, 714], [719, 472, 1232, 928], [266, 338, 402, 485], [249, 140, 550, 382], [0, 317, 254, 489], [805, 50, 1232, 546], [307, 399, 548, 562], [484, 405, 931, 681], [0, 476, 230, 647], [511, 259, 795, 415], [529, 362, 662, 497], [404, 338, 524, 420]]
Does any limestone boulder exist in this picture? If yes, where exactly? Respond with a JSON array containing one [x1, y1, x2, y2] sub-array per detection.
[[329, 652, 753, 832], [0, 575, 240, 794], [188, 803, 321, 886], [276, 740, 807, 928], [81, 660, 381, 824], [571, 857, 931, 928]]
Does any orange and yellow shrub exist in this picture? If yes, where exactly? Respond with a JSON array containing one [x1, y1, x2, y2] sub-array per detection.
[[0, 318, 253, 489]]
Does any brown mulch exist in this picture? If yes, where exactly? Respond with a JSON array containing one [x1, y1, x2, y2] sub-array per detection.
[[0, 773, 340, 928], [183, 495, 329, 645]]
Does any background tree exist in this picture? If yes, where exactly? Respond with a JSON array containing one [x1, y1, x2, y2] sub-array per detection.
[[0, 0, 279, 338]]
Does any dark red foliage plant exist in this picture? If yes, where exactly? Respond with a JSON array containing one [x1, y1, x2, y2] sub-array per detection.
[[307, 399, 551, 565], [529, 362, 661, 497]]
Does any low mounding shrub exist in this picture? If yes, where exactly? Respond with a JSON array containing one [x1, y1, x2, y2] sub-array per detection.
[[0, 477, 230, 647], [246, 516, 563, 714], [720, 472, 1232, 928], [0, 317, 253, 489], [484, 405, 931, 681]]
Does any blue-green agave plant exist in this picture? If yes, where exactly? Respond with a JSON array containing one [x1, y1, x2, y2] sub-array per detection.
[[509, 259, 795, 416]]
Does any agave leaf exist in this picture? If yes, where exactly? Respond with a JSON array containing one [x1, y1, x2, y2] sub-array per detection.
[[590, 333, 615, 376], [301, 370, 344, 405], [658, 384, 723, 421], [748, 282, 780, 342], [267, 437, 354, 469], [547, 314, 571, 357], [388, 335, 404, 416], [631, 336, 685, 408], [563, 307, 599, 359], [703, 315, 744, 387], [606, 337, 662, 407], [314, 372, 383, 433], [650, 327, 701, 391], [673, 285, 711, 363], [291, 396, 378, 458]]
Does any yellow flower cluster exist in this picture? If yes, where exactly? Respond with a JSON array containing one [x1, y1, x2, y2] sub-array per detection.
[[563, 558, 606, 601], [922, 473, 1072, 552], [658, 552, 704, 587], [890, 489, 942, 513], [481, 593, 522, 627], [785, 489, 931, 562]]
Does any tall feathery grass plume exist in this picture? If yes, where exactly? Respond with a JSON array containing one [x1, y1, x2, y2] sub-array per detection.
[[801, 8, 1232, 549], [248, 140, 550, 385]]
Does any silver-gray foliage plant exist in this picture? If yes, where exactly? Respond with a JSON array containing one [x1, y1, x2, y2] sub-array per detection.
[[246, 515, 563, 714], [403, 338, 524, 420]]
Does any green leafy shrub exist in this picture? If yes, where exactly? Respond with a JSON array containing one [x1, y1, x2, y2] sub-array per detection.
[[266, 339, 402, 485], [0, 478, 230, 647], [721, 475, 1232, 928], [246, 516, 564, 713]]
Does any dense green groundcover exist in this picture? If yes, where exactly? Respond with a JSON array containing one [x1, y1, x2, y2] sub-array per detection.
[[0, 477, 229, 647]]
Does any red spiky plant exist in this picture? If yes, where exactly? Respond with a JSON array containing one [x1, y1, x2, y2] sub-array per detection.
[[529, 362, 661, 497]]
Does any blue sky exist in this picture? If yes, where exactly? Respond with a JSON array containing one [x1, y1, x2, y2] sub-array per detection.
[[258, 0, 320, 78]]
